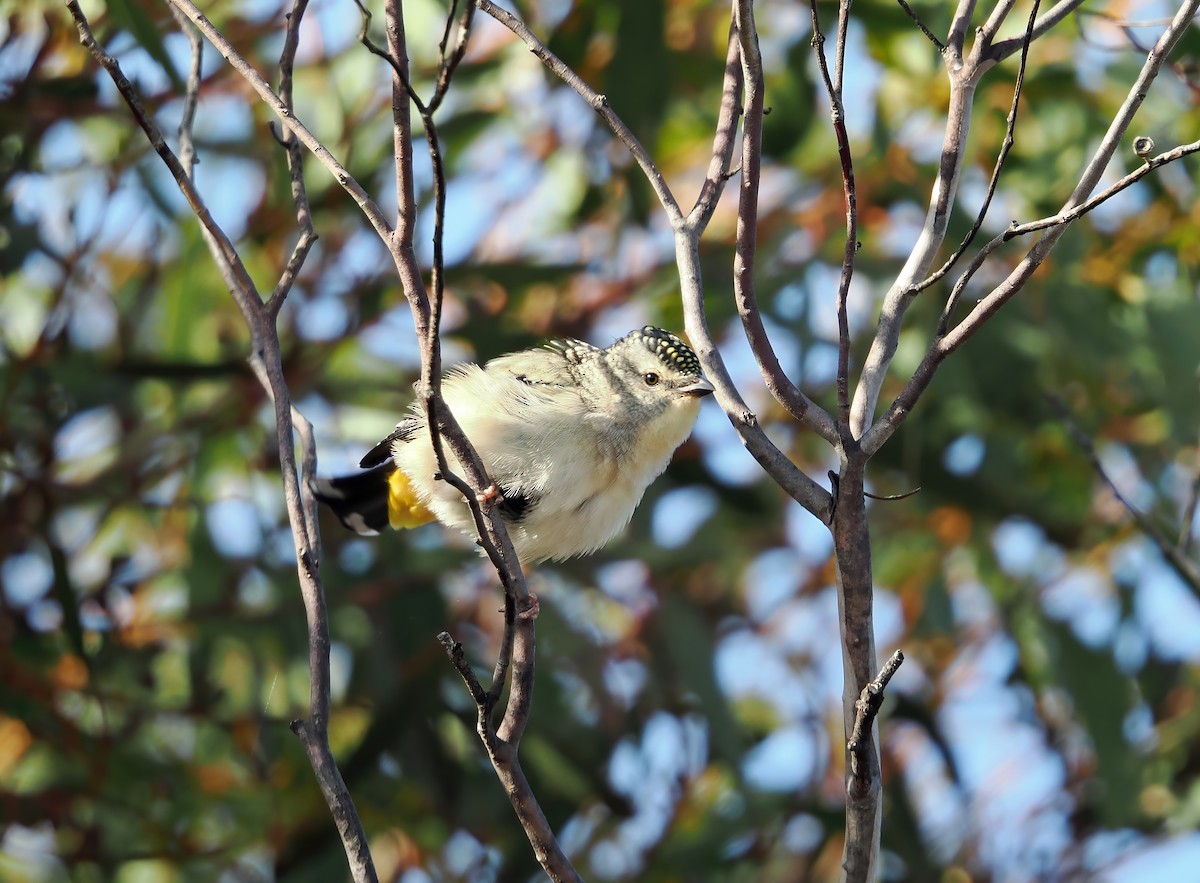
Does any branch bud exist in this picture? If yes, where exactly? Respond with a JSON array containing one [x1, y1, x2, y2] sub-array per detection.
[[1133, 136, 1155, 158]]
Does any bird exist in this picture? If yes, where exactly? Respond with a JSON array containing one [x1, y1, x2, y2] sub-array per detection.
[[313, 326, 714, 563]]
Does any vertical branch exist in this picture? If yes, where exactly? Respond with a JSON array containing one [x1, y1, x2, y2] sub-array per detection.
[[68, 3, 378, 880], [732, 2, 839, 444], [377, 3, 574, 878], [831, 456, 880, 883], [808, 0, 858, 434], [686, 23, 741, 230], [267, 0, 318, 316], [919, 0, 1041, 310]]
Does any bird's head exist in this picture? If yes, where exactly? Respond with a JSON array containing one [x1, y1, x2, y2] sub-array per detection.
[[598, 326, 714, 413]]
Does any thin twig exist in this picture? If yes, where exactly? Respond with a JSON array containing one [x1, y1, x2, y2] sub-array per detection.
[[1047, 395, 1200, 595], [935, 136, 1200, 335], [430, 0, 474, 114], [896, 0, 946, 52], [475, 0, 683, 225], [377, 4, 574, 878], [67, 3, 260, 330], [686, 23, 741, 232], [268, 0, 318, 316], [915, 0, 1040, 307], [732, 1, 839, 444], [809, 0, 857, 435], [864, 486, 922, 502], [848, 650, 904, 798], [168, 5, 202, 176]]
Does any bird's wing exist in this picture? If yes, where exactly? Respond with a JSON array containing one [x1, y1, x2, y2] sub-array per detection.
[[544, 338, 602, 366], [359, 416, 421, 468]]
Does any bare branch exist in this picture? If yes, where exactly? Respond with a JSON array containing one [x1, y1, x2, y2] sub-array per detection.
[[990, 0, 1088, 62], [168, 5, 202, 176], [976, 0, 1020, 49], [430, 0, 474, 114], [915, 0, 1040, 304], [378, 5, 576, 878], [68, 4, 378, 879], [1006, 138, 1200, 236], [677, 238, 834, 523], [686, 23, 741, 230], [946, 0, 979, 62], [896, 0, 946, 52], [831, 457, 881, 883], [849, 657, 902, 791], [849, 56, 977, 438], [67, 3, 261, 330], [1047, 395, 1200, 596], [809, 0, 858, 435], [731, 1, 838, 444], [167, 0, 394, 242], [932, 136, 1198, 335], [475, 0, 683, 225], [268, 0, 318, 316], [848, 650, 904, 797], [863, 0, 1200, 456]]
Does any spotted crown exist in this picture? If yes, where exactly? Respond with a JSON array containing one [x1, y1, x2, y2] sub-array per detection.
[[630, 326, 702, 377]]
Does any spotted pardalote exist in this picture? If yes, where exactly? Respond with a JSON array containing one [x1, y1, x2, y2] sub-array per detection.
[[313, 326, 713, 563]]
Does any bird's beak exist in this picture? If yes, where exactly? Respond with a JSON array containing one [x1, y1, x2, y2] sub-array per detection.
[[679, 376, 715, 398]]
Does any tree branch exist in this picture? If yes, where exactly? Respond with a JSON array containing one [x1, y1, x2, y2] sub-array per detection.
[[474, 0, 683, 225], [167, 0, 395, 242], [862, 0, 1200, 456], [831, 455, 880, 883], [732, 1, 838, 444], [1047, 395, 1200, 596], [268, 0, 318, 317], [67, 3, 378, 879], [896, 0, 945, 52], [686, 22, 741, 231], [990, 0, 1087, 63], [809, 0, 858, 436], [849, 50, 978, 438], [915, 0, 1040, 304], [378, 3, 573, 878], [850, 0, 1121, 438], [946, 0, 978, 64], [848, 650, 904, 797]]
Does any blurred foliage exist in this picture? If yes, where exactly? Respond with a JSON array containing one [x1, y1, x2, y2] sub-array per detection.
[[1, 0, 1199, 881]]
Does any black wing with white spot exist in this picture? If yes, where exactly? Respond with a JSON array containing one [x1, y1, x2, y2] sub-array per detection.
[[359, 417, 421, 468]]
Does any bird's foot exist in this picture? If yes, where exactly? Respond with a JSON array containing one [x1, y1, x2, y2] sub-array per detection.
[[518, 593, 540, 622], [476, 484, 501, 506]]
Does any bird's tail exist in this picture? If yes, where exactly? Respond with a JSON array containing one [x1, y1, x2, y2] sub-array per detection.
[[313, 463, 435, 536]]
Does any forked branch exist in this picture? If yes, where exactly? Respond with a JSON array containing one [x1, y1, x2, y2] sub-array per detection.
[[65, 3, 377, 879]]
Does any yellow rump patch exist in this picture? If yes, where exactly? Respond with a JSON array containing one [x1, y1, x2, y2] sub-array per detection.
[[387, 468, 436, 529]]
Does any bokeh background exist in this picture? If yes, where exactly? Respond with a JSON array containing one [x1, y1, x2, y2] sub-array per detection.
[[2, 0, 1199, 880]]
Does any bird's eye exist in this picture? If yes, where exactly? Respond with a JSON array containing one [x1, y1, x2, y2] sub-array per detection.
[[643, 372, 660, 386]]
